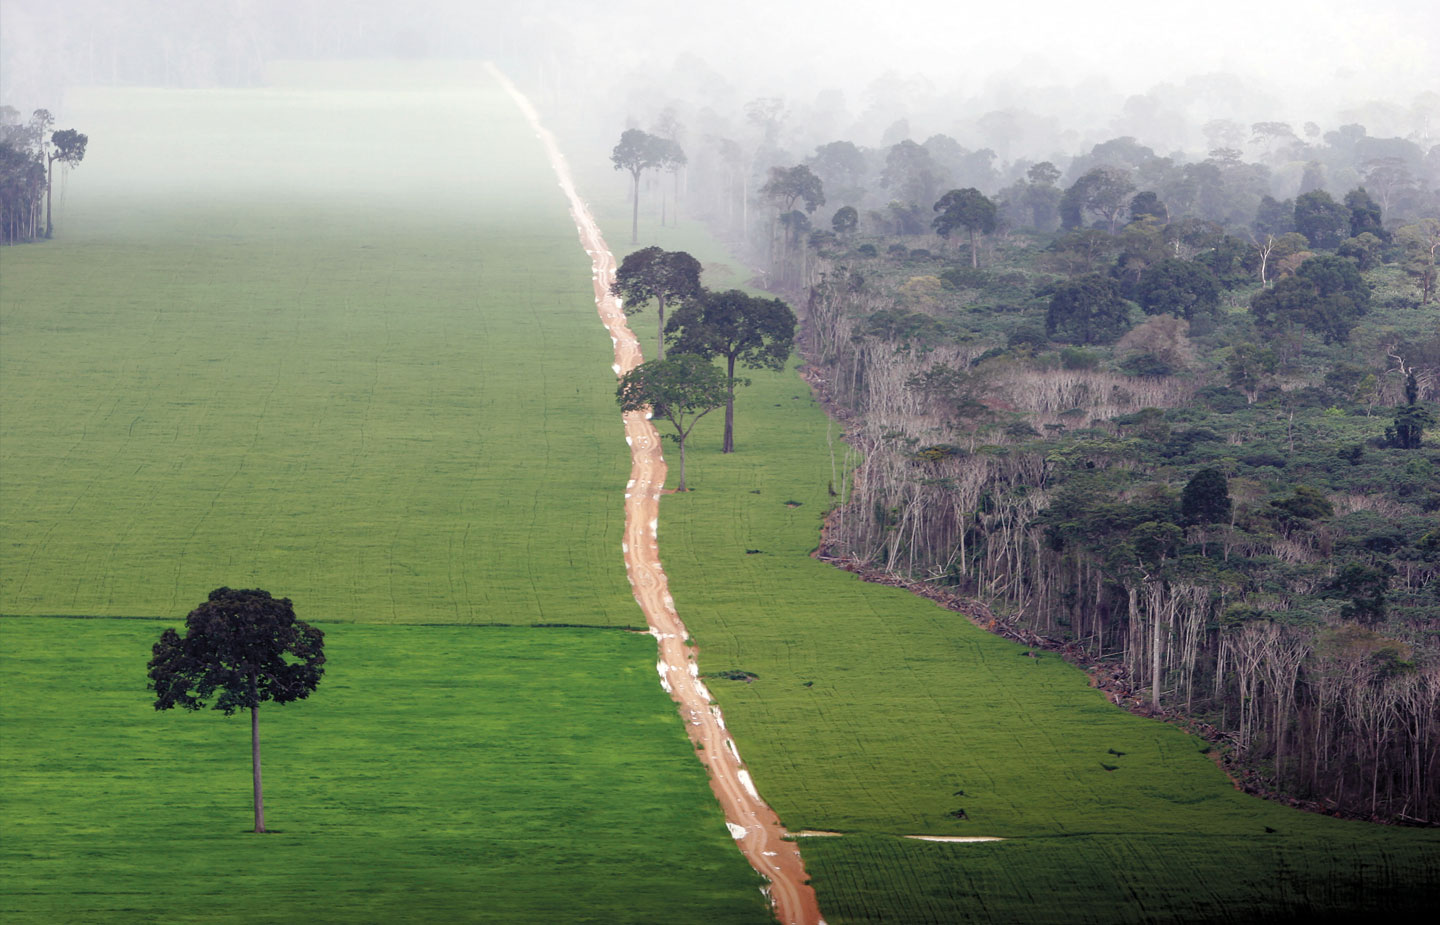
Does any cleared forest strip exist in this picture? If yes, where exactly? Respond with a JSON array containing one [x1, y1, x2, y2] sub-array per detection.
[[487, 64, 824, 925]]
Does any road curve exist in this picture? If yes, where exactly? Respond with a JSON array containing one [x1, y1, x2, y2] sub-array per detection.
[[488, 64, 824, 925]]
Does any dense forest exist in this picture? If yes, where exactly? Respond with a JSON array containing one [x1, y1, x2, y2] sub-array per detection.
[[619, 94, 1440, 823]]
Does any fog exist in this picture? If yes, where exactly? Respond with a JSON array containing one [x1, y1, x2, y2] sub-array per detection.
[[3, 0, 1437, 196]]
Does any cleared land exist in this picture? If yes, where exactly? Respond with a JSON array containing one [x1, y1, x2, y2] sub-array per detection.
[[0, 618, 766, 923], [583, 178, 1440, 921], [0, 70, 768, 923]]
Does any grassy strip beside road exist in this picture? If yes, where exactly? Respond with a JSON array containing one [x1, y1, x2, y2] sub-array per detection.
[[582, 176, 1440, 919], [0, 617, 768, 924]]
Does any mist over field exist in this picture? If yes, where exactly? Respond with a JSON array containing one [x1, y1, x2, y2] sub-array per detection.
[[4, 0, 1437, 168]]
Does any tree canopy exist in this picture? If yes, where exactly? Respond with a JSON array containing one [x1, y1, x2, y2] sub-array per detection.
[[611, 128, 681, 244], [1250, 254, 1370, 343], [667, 289, 796, 453], [932, 187, 997, 268], [610, 247, 702, 361], [148, 587, 325, 833], [616, 354, 728, 491], [1045, 273, 1132, 344]]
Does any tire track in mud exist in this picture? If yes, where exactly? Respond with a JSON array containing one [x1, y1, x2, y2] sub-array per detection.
[[488, 64, 824, 925]]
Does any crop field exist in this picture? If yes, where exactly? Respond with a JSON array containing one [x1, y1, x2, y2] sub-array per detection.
[[0, 617, 767, 923], [0, 69, 768, 924], [583, 182, 1440, 919], [1, 69, 635, 627]]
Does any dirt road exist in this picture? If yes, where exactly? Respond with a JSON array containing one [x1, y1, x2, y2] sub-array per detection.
[[488, 65, 823, 925]]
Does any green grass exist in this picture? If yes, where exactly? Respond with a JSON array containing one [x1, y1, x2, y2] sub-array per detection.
[[1, 74, 770, 923], [579, 176, 1440, 919], [0, 617, 768, 923], [1, 78, 633, 627]]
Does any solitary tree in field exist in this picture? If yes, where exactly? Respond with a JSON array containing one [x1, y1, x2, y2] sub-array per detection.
[[611, 246, 702, 361], [667, 289, 796, 453], [617, 355, 728, 491], [148, 587, 325, 833], [45, 128, 86, 238], [932, 187, 996, 268], [611, 128, 667, 244]]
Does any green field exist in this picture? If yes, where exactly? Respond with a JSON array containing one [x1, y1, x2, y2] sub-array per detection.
[[581, 171, 1440, 920], [0, 618, 766, 923], [1, 70, 768, 923]]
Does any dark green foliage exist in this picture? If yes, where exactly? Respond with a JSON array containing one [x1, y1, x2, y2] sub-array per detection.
[[148, 587, 325, 716], [1344, 187, 1386, 239], [1326, 562, 1395, 624], [616, 354, 729, 490], [1129, 191, 1167, 223], [932, 188, 997, 267], [1180, 468, 1231, 526], [831, 205, 858, 236], [1337, 233, 1384, 270], [1384, 371, 1433, 449], [1253, 195, 1294, 236], [1293, 190, 1350, 249], [761, 164, 825, 214], [1045, 273, 1132, 344], [1249, 255, 1370, 343], [610, 246, 702, 360], [1269, 485, 1335, 522], [1136, 258, 1220, 319], [667, 289, 796, 453]]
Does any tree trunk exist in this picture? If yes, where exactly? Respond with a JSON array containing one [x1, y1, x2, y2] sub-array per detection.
[[969, 229, 979, 268], [631, 169, 641, 244], [723, 354, 736, 453], [45, 156, 54, 239], [252, 703, 265, 833], [677, 436, 688, 491], [656, 295, 666, 361]]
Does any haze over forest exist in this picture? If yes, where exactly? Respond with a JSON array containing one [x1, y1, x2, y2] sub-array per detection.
[[5, 0, 1438, 168]]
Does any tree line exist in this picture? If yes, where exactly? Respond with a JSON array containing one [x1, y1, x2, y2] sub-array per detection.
[[609, 102, 1440, 822], [1, 106, 87, 245]]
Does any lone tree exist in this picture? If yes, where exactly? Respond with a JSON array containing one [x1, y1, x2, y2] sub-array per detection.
[[148, 587, 325, 833], [45, 127, 87, 238], [932, 188, 996, 268], [666, 289, 796, 453], [617, 354, 728, 491], [611, 246, 702, 361], [611, 128, 669, 244]]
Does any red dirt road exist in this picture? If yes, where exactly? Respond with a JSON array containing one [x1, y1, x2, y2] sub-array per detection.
[[489, 65, 824, 925]]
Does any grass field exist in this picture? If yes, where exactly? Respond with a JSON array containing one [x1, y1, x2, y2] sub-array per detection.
[[579, 164, 1440, 920], [0, 617, 767, 923], [1, 68, 770, 923], [1, 71, 635, 627]]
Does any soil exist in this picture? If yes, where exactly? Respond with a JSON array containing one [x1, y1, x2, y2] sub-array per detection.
[[490, 65, 825, 925]]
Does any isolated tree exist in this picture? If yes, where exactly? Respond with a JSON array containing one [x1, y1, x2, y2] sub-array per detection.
[[667, 289, 796, 453], [1045, 273, 1132, 344], [44, 128, 86, 238], [610, 247, 702, 361], [148, 587, 325, 834], [932, 188, 996, 268], [611, 128, 665, 244], [831, 205, 858, 237], [616, 354, 728, 491]]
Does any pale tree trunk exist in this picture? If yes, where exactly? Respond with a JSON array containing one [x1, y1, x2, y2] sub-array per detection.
[[252, 703, 265, 833], [45, 156, 55, 239], [722, 354, 736, 453], [630, 169, 641, 244], [655, 296, 666, 361]]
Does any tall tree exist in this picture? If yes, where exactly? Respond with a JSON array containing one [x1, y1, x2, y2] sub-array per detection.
[[1045, 273, 1132, 344], [1293, 190, 1350, 250], [1250, 254, 1370, 343], [148, 588, 325, 834], [45, 128, 87, 239], [616, 355, 728, 491], [666, 289, 796, 453], [932, 188, 996, 268], [611, 128, 664, 244], [610, 247, 702, 361], [1061, 167, 1136, 233]]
